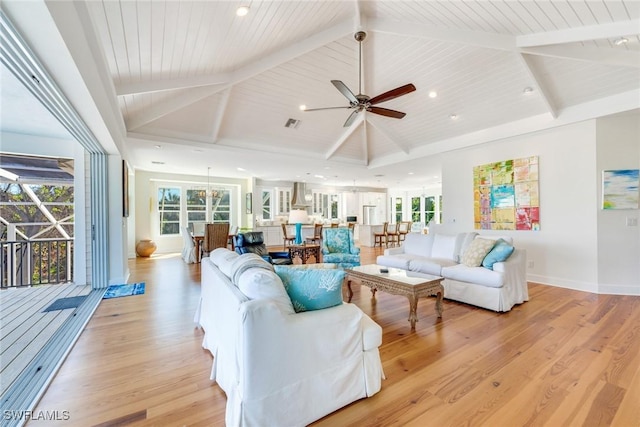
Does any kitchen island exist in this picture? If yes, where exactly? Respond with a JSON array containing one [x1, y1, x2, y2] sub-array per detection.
[[357, 224, 385, 247]]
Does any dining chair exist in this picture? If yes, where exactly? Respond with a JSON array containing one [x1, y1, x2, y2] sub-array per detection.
[[281, 223, 295, 250], [305, 223, 324, 245], [181, 227, 196, 264], [203, 223, 230, 257], [373, 222, 388, 247]]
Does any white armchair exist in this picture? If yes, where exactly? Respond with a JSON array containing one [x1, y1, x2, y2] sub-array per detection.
[[197, 251, 384, 426]]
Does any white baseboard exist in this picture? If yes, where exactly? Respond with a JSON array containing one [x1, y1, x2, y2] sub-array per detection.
[[527, 274, 639, 295]]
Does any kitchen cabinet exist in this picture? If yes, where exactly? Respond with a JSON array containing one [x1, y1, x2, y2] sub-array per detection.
[[276, 188, 291, 215]]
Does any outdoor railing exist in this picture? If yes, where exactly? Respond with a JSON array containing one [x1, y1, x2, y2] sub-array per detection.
[[1, 239, 74, 288]]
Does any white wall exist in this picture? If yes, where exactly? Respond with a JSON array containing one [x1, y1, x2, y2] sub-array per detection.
[[596, 111, 640, 294], [440, 121, 601, 293]]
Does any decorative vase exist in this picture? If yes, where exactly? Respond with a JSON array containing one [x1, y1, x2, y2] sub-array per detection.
[[136, 239, 157, 257]]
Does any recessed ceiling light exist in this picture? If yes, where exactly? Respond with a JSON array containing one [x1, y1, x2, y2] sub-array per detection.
[[154, 145, 162, 149], [299, 104, 307, 111], [408, 172, 414, 175], [151, 161, 165, 165], [450, 113, 458, 120], [236, 6, 249, 16], [237, 167, 246, 172], [428, 91, 438, 98], [523, 86, 534, 95], [614, 37, 629, 46]]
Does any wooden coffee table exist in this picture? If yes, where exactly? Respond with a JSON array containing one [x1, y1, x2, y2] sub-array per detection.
[[345, 264, 444, 331]]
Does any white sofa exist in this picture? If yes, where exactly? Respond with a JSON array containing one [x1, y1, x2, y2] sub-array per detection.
[[195, 249, 384, 427], [376, 232, 528, 312]]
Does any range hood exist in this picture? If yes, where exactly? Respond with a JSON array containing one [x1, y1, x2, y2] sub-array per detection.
[[291, 182, 311, 208]]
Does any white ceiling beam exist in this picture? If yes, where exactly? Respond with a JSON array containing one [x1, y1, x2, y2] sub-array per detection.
[[366, 115, 411, 154], [126, 85, 223, 130], [325, 113, 365, 160], [233, 19, 354, 83], [519, 45, 640, 69], [115, 73, 232, 96], [211, 88, 231, 143], [516, 53, 557, 118], [517, 20, 640, 47], [369, 17, 514, 51]]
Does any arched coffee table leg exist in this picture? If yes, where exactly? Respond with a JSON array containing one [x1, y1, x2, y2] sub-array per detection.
[[407, 295, 418, 331], [435, 286, 443, 318], [346, 279, 354, 303]]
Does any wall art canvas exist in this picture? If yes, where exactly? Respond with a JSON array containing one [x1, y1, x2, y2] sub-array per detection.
[[474, 156, 539, 230], [602, 169, 639, 210]]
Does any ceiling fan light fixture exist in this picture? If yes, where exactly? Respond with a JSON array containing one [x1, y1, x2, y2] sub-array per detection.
[[236, 5, 249, 16]]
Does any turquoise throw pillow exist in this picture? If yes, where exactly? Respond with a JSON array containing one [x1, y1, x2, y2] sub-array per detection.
[[274, 266, 345, 313], [482, 239, 515, 270]]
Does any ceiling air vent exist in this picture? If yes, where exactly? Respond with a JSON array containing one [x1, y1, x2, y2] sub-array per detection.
[[284, 118, 300, 129]]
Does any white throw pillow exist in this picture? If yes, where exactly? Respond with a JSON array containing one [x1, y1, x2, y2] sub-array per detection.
[[461, 238, 496, 267], [237, 268, 295, 314], [431, 234, 457, 260]]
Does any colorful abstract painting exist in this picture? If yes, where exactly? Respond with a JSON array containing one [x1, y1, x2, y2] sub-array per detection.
[[474, 156, 540, 230], [602, 169, 639, 209]]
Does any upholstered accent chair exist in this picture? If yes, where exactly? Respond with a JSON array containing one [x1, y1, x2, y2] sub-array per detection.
[[321, 228, 360, 269], [234, 231, 292, 265]]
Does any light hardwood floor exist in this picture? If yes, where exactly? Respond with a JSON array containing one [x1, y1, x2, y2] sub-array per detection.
[[31, 248, 640, 426]]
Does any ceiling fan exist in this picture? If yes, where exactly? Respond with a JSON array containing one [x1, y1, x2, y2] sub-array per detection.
[[302, 31, 416, 127]]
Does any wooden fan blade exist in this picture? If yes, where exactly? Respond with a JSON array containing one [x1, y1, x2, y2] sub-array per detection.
[[368, 106, 406, 119], [303, 106, 351, 112], [369, 83, 416, 105], [331, 80, 358, 104], [343, 110, 359, 127]]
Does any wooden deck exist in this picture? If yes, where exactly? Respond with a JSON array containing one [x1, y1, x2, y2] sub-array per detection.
[[0, 283, 91, 396]]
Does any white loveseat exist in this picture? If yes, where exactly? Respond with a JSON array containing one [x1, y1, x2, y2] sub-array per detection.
[[195, 249, 384, 427], [376, 232, 528, 312]]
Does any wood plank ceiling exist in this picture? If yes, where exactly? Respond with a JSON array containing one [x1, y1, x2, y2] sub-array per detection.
[[81, 0, 639, 186]]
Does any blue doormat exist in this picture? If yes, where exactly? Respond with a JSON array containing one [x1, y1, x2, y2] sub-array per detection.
[[103, 282, 145, 299], [42, 295, 87, 312]]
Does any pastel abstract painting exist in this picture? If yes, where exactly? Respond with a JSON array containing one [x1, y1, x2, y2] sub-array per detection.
[[603, 169, 640, 209]]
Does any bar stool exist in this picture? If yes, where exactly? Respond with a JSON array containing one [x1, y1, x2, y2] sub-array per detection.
[[386, 222, 400, 247], [374, 222, 388, 247]]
